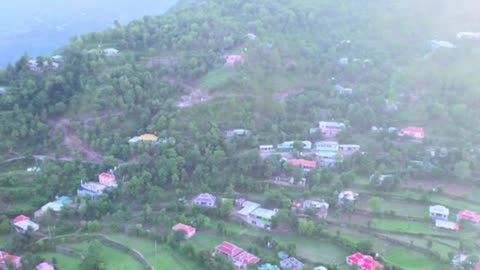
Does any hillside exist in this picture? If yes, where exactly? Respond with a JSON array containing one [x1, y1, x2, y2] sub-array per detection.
[[1, 1, 480, 269]]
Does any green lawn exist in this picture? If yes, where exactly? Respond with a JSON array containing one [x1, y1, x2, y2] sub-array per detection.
[[69, 242, 145, 270], [107, 234, 205, 270], [371, 219, 433, 234], [37, 252, 81, 270], [384, 247, 445, 270]]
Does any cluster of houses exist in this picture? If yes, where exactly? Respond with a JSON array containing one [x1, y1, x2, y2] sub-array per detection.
[[215, 241, 260, 269], [429, 205, 459, 231], [371, 126, 425, 142], [0, 251, 55, 270], [27, 55, 63, 72], [77, 172, 118, 198], [259, 121, 361, 169], [235, 198, 278, 230]]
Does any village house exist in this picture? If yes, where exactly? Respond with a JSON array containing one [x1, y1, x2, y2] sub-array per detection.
[[35, 196, 73, 217], [457, 210, 480, 224], [291, 199, 329, 218], [435, 220, 460, 232], [259, 145, 274, 151], [398, 127, 425, 140], [277, 141, 312, 151], [429, 205, 449, 220], [346, 252, 384, 270], [13, 215, 39, 233], [452, 254, 467, 267], [259, 264, 280, 270], [318, 121, 346, 138], [280, 257, 304, 270], [51, 55, 64, 62], [248, 207, 277, 230], [287, 158, 317, 169], [0, 251, 21, 269], [225, 55, 245, 66], [338, 57, 349, 66], [457, 32, 480, 40], [316, 141, 339, 152], [128, 133, 159, 143], [36, 262, 55, 270], [334, 84, 353, 95], [237, 200, 261, 217], [338, 190, 358, 204], [99, 172, 117, 188], [315, 151, 340, 168], [225, 129, 251, 138], [77, 181, 107, 198], [103, 48, 119, 56], [172, 223, 196, 239], [338, 144, 360, 155], [215, 242, 260, 270], [430, 40, 454, 50], [192, 193, 216, 208], [0, 87, 5, 95]]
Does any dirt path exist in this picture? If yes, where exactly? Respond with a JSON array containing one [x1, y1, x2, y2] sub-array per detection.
[[45, 113, 120, 164]]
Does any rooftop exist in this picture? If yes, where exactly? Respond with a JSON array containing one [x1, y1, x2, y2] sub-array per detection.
[[216, 241, 244, 258], [250, 207, 277, 219]]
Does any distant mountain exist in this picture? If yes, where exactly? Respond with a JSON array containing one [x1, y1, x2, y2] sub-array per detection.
[[0, 0, 178, 67]]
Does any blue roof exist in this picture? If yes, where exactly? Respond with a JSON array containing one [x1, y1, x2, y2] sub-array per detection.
[[259, 264, 280, 270], [55, 196, 73, 205], [277, 251, 289, 260]]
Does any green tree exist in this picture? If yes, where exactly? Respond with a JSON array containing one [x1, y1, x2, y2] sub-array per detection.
[[367, 197, 382, 213], [80, 241, 105, 270]]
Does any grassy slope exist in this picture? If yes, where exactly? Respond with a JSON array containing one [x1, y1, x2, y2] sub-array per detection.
[[384, 246, 446, 270], [37, 253, 82, 270]]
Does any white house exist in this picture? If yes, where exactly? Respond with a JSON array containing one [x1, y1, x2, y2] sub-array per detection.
[[237, 201, 261, 217], [338, 191, 358, 204], [259, 145, 274, 151], [248, 207, 277, 230], [429, 205, 449, 220], [103, 48, 119, 57], [435, 220, 460, 231], [338, 144, 360, 155]]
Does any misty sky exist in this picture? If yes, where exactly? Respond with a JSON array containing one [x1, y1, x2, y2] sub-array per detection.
[[0, 0, 178, 66]]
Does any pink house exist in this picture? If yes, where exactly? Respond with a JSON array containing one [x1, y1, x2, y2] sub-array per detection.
[[346, 252, 383, 270], [216, 242, 260, 269], [457, 210, 480, 224], [99, 172, 117, 187], [36, 262, 55, 270], [216, 242, 244, 258], [0, 251, 22, 269], [226, 55, 245, 66], [288, 159, 317, 169], [172, 223, 196, 239], [399, 127, 425, 140]]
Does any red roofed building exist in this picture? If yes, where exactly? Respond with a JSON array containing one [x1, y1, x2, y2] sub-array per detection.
[[216, 242, 244, 258], [226, 55, 245, 66], [288, 159, 317, 170], [346, 252, 383, 270], [233, 251, 261, 268], [0, 251, 22, 269], [399, 127, 425, 140], [457, 210, 480, 224], [172, 223, 196, 239], [13, 215, 30, 224], [99, 172, 117, 187], [475, 263, 480, 270]]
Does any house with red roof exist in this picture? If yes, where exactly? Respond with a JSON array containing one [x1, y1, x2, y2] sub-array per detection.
[[13, 215, 29, 224], [0, 251, 22, 269], [287, 159, 317, 171], [225, 55, 245, 66], [398, 127, 425, 140], [457, 210, 480, 224], [36, 262, 55, 270], [12, 215, 39, 233], [435, 220, 460, 231], [99, 172, 117, 188], [172, 223, 196, 239], [216, 242, 244, 258], [346, 252, 383, 270], [215, 242, 260, 269]]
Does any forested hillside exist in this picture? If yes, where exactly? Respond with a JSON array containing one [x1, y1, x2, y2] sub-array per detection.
[[1, 1, 480, 269]]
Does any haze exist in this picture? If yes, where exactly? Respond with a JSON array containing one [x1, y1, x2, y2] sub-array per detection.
[[0, 0, 178, 66]]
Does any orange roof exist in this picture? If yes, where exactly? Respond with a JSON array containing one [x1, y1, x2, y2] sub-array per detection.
[[139, 134, 158, 141]]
